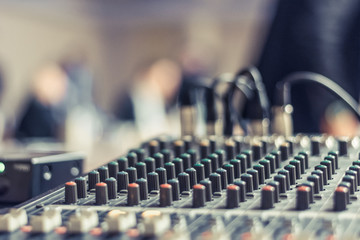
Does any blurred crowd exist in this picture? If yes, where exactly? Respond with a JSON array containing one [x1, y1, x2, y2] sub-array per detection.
[[0, 0, 359, 158]]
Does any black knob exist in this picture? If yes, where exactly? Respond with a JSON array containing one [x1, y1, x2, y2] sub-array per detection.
[[233, 180, 246, 202], [187, 149, 197, 167], [270, 150, 281, 168], [338, 182, 351, 203], [108, 161, 119, 178], [216, 168, 228, 189], [324, 155, 336, 175], [315, 165, 328, 185], [261, 185, 275, 209], [253, 164, 265, 184], [117, 171, 129, 192], [128, 183, 140, 206], [148, 172, 160, 192], [199, 139, 210, 159], [226, 185, 240, 209], [267, 181, 280, 203], [144, 157, 156, 173], [229, 159, 241, 179], [236, 154, 247, 173], [294, 155, 305, 174], [264, 155, 276, 173], [234, 138, 242, 155], [284, 165, 296, 185], [209, 136, 216, 153], [296, 185, 310, 210], [199, 180, 212, 201], [286, 139, 294, 155], [148, 140, 159, 156], [209, 173, 222, 193], [173, 140, 184, 157], [201, 159, 212, 178], [135, 162, 147, 179], [278, 169, 291, 189], [259, 159, 271, 179], [289, 160, 301, 180], [300, 182, 314, 203], [241, 150, 253, 169], [186, 168, 197, 187], [193, 184, 206, 208], [153, 153, 164, 168], [173, 158, 184, 177], [136, 178, 148, 200], [155, 167, 167, 185], [311, 170, 324, 191], [328, 151, 339, 169], [180, 153, 191, 171], [307, 175, 321, 194], [159, 137, 168, 150], [126, 152, 137, 167], [338, 138, 348, 156], [354, 160, 360, 167], [345, 170, 358, 190], [194, 163, 205, 183], [65, 181, 78, 204], [274, 174, 287, 193], [349, 165, 360, 186], [98, 166, 109, 183], [298, 151, 309, 169], [178, 172, 190, 193], [75, 177, 87, 199], [88, 170, 100, 190], [183, 136, 192, 151], [133, 148, 145, 162], [241, 174, 253, 193], [343, 175, 356, 194], [261, 138, 268, 155], [279, 143, 290, 161], [225, 140, 235, 160], [208, 153, 219, 173], [215, 150, 225, 167], [159, 184, 172, 207], [164, 162, 175, 180], [223, 164, 234, 184], [126, 167, 138, 183], [311, 138, 321, 156], [95, 182, 108, 205], [251, 142, 262, 161], [117, 157, 130, 172], [334, 186, 348, 211], [247, 169, 259, 190], [160, 149, 171, 163], [168, 179, 180, 201], [105, 178, 117, 200], [320, 160, 332, 180]]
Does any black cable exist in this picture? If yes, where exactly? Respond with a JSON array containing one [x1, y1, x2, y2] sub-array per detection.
[[275, 71, 360, 120], [235, 66, 270, 120]]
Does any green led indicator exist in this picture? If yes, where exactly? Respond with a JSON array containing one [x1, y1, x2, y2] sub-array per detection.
[[0, 162, 4, 173]]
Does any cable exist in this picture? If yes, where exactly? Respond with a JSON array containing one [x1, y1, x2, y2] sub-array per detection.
[[275, 71, 360, 120]]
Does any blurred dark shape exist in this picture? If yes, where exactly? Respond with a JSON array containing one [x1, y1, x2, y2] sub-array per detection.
[[15, 58, 101, 144], [15, 63, 68, 139], [115, 58, 182, 139], [259, 0, 360, 134]]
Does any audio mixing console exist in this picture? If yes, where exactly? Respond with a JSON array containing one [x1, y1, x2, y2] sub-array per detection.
[[1, 134, 360, 239]]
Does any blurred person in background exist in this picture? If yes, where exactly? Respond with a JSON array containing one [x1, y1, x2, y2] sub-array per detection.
[[15, 58, 102, 148], [259, 0, 360, 136], [15, 63, 68, 140], [115, 58, 182, 141]]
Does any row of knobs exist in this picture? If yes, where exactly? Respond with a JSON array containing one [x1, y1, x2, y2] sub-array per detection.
[[64, 139, 292, 207], [334, 159, 360, 211]]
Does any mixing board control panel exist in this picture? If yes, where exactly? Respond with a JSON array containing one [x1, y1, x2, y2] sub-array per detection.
[[1, 135, 360, 239]]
